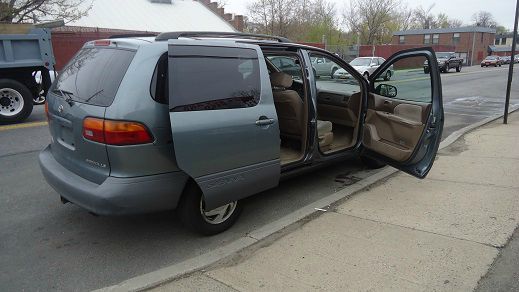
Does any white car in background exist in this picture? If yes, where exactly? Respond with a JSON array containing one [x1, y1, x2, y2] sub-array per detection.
[[334, 57, 393, 81]]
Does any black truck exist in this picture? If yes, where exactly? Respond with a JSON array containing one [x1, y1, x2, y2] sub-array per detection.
[[424, 52, 464, 73]]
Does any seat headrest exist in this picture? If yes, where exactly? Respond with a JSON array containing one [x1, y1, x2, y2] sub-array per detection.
[[270, 72, 293, 88]]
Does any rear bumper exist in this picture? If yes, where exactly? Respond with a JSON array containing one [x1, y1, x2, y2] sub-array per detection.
[[39, 145, 188, 215]]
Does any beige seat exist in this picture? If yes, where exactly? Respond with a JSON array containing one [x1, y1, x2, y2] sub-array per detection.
[[317, 120, 333, 148], [270, 72, 304, 140]]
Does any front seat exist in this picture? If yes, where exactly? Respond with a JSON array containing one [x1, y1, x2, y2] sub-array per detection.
[[270, 72, 304, 140]]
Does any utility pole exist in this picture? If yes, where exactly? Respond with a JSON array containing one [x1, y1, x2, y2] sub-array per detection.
[[504, 0, 519, 124], [470, 29, 476, 66]]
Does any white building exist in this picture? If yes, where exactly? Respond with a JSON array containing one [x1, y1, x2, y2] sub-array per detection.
[[68, 0, 238, 33]]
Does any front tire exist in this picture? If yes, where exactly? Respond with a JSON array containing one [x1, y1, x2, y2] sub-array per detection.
[[0, 79, 34, 123], [456, 64, 462, 72], [178, 183, 242, 236]]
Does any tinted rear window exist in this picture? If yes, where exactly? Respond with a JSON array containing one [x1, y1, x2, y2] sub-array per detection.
[[54, 48, 135, 106]]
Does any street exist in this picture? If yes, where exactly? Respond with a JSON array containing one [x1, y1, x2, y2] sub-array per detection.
[[1, 66, 518, 291]]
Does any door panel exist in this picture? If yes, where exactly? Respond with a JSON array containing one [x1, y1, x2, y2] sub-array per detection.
[[168, 40, 280, 210], [364, 94, 429, 162], [364, 48, 444, 178]]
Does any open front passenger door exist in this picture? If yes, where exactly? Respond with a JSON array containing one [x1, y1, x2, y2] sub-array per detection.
[[363, 48, 444, 178]]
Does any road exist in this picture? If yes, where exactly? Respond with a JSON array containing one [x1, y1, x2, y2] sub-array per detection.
[[1, 66, 518, 291]]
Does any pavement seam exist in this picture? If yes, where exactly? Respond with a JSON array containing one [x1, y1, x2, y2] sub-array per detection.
[[332, 211, 501, 249], [0, 149, 41, 159], [406, 176, 519, 190], [202, 274, 241, 292]]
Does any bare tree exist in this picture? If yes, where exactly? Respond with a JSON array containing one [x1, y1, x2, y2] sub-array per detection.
[[247, 0, 337, 40], [0, 0, 92, 23], [412, 4, 435, 29], [472, 11, 497, 28], [344, 0, 400, 45]]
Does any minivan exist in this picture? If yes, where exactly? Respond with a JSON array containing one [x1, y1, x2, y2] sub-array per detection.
[[40, 32, 444, 235]]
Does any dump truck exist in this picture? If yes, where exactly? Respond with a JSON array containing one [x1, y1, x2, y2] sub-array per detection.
[[0, 22, 61, 123]]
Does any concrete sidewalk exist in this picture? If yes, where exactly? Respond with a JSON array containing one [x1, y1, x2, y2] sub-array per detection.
[[153, 113, 519, 291]]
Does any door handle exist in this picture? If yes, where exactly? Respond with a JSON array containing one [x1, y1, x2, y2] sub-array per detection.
[[256, 117, 275, 126]]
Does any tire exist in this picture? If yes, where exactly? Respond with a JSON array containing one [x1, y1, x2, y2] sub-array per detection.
[[456, 64, 462, 72], [363, 72, 369, 79], [360, 155, 386, 169], [178, 183, 242, 236], [0, 79, 34, 123], [424, 68, 430, 74]]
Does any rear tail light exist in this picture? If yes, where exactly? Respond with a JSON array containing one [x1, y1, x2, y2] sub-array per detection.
[[83, 117, 154, 146]]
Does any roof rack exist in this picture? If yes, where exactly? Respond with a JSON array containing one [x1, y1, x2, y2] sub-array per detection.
[[109, 33, 158, 39], [155, 31, 290, 43]]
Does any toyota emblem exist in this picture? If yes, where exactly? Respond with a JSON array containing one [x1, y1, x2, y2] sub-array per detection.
[[58, 104, 64, 113]]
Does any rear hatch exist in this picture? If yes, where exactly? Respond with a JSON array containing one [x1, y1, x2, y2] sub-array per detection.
[[47, 46, 136, 184]]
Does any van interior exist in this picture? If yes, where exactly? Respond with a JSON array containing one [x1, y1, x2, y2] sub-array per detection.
[[264, 51, 363, 166]]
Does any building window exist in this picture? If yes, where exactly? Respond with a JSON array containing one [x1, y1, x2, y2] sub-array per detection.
[[432, 34, 439, 44], [424, 34, 431, 44], [399, 35, 405, 44], [452, 33, 460, 45]]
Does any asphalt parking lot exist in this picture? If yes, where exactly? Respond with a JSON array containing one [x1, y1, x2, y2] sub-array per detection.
[[1, 65, 518, 291]]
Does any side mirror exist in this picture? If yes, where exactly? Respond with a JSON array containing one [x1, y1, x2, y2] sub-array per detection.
[[375, 84, 398, 98]]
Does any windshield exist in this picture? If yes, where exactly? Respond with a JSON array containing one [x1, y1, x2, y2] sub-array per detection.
[[350, 58, 372, 66], [485, 56, 497, 60], [54, 48, 136, 107], [436, 53, 452, 59]]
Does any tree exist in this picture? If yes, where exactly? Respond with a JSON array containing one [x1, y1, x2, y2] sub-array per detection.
[[246, 0, 341, 43], [0, 0, 92, 23], [472, 11, 497, 28], [343, 0, 400, 45], [412, 4, 435, 29]]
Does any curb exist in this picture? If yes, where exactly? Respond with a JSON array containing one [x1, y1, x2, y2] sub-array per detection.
[[97, 106, 519, 292]]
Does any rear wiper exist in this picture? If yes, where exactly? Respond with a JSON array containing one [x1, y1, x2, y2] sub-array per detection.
[[53, 89, 75, 106]]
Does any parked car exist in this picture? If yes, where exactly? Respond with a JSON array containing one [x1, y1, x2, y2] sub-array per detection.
[[424, 52, 463, 73], [267, 56, 302, 78], [481, 55, 502, 67], [39, 32, 444, 235], [502, 56, 512, 64], [334, 57, 393, 80], [311, 55, 340, 78], [514, 54, 519, 63]]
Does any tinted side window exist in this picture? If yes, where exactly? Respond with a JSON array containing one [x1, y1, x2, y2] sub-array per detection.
[[170, 48, 260, 112]]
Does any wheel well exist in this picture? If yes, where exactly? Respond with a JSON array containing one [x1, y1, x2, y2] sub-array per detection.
[[0, 67, 44, 97], [178, 177, 203, 207]]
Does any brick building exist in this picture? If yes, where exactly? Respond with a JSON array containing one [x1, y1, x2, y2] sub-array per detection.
[[392, 26, 496, 65]]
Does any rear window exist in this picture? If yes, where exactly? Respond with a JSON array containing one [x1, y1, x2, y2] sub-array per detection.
[[169, 47, 260, 112], [54, 48, 136, 107]]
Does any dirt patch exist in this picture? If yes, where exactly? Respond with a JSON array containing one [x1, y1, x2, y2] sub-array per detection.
[[440, 136, 469, 156]]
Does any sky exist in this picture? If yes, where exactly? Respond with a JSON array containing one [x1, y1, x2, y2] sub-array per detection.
[[223, 0, 518, 31]]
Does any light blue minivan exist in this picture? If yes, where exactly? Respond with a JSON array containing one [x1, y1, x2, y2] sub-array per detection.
[[40, 32, 444, 235]]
